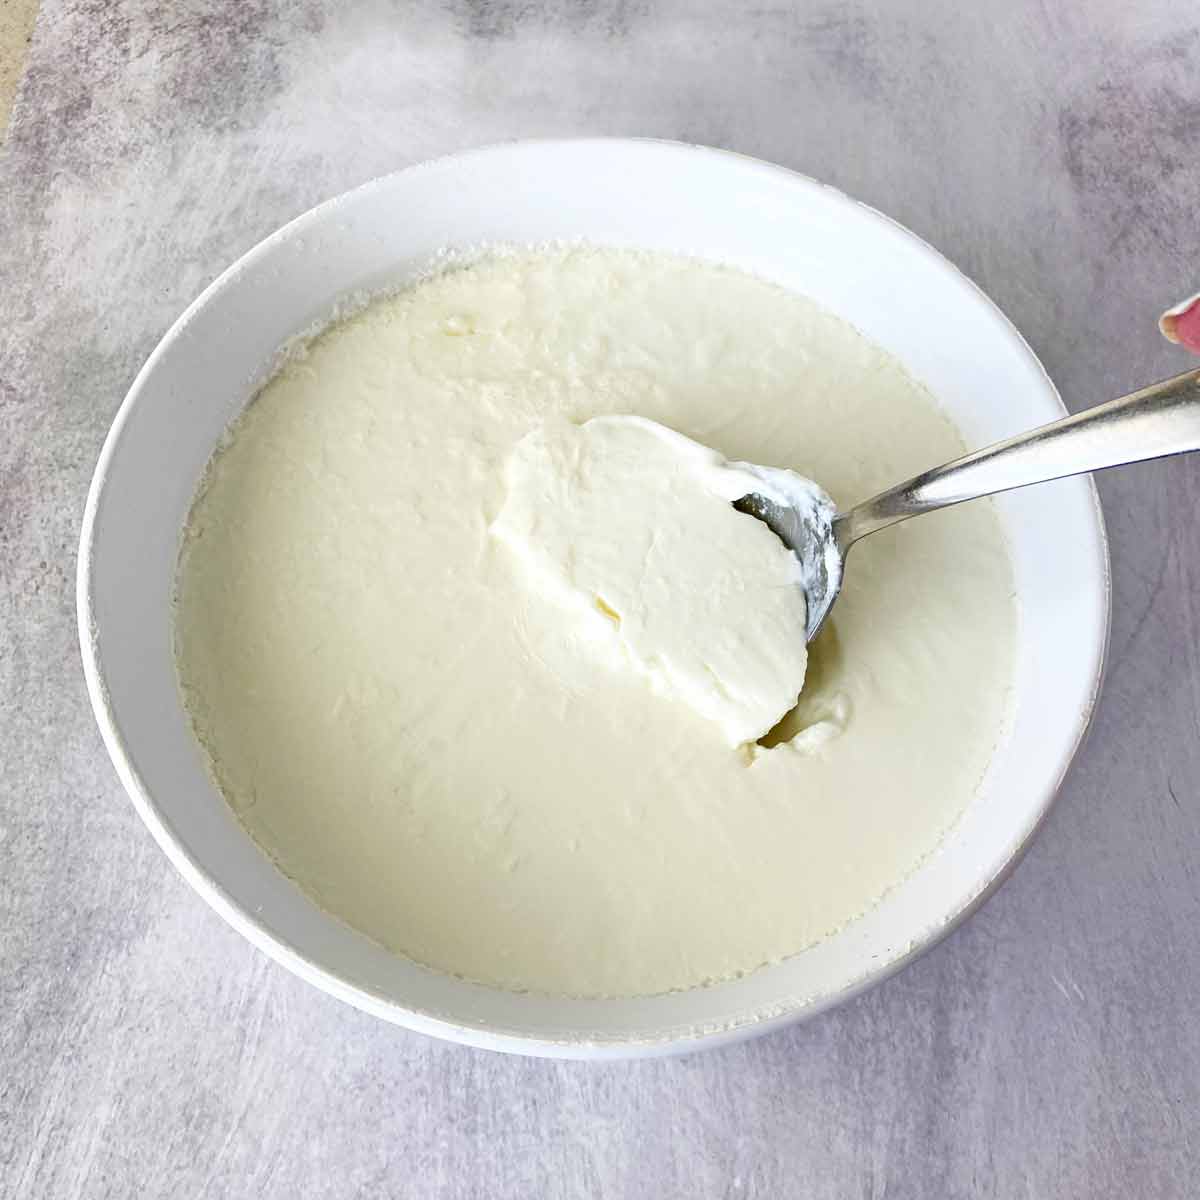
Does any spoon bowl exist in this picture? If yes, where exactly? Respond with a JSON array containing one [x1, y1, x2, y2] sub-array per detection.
[[732, 472, 842, 642]]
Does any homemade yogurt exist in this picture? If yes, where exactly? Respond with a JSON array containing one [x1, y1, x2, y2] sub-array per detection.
[[175, 247, 1016, 996]]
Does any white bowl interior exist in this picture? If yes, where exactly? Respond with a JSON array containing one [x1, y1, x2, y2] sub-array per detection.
[[80, 140, 1108, 1058]]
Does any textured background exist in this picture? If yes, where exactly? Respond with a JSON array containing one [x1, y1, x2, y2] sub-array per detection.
[[0, 0, 38, 133], [3, 2, 1200, 1196]]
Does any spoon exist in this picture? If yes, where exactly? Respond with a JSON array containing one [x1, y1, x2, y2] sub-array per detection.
[[735, 367, 1200, 642]]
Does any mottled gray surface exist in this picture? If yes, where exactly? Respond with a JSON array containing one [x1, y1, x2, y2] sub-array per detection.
[[3, 2, 1200, 1196]]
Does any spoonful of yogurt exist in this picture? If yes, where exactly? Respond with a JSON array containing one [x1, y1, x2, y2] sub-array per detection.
[[493, 363, 1200, 748]]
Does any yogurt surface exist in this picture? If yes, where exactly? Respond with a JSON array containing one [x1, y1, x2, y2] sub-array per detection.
[[175, 247, 1016, 996]]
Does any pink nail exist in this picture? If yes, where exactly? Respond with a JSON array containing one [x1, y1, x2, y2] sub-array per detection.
[[1160, 293, 1200, 353]]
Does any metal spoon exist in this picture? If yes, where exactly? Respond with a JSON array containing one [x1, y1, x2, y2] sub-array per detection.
[[735, 367, 1200, 642]]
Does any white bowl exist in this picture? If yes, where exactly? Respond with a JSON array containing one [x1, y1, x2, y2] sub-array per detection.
[[78, 140, 1109, 1058]]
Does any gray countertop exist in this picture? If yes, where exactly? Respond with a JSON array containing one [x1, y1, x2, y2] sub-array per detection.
[[3, 2, 1199, 1196]]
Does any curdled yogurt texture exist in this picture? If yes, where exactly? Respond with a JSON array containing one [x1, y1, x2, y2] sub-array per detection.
[[174, 247, 1016, 997]]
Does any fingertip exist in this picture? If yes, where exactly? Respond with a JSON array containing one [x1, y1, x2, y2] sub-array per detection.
[[1160, 293, 1200, 353]]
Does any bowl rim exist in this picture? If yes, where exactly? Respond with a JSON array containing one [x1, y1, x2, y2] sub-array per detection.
[[78, 137, 1111, 1058]]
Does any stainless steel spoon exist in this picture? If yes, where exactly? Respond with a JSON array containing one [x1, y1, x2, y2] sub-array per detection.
[[736, 367, 1200, 642]]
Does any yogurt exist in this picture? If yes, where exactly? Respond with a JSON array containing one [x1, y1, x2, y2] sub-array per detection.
[[174, 247, 1016, 997]]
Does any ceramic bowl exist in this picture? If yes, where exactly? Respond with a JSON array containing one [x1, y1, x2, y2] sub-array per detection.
[[78, 140, 1109, 1058]]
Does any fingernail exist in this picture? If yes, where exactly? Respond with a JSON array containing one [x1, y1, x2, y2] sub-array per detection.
[[1160, 293, 1200, 352]]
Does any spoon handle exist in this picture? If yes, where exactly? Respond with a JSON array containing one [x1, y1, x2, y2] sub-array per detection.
[[837, 367, 1200, 547]]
